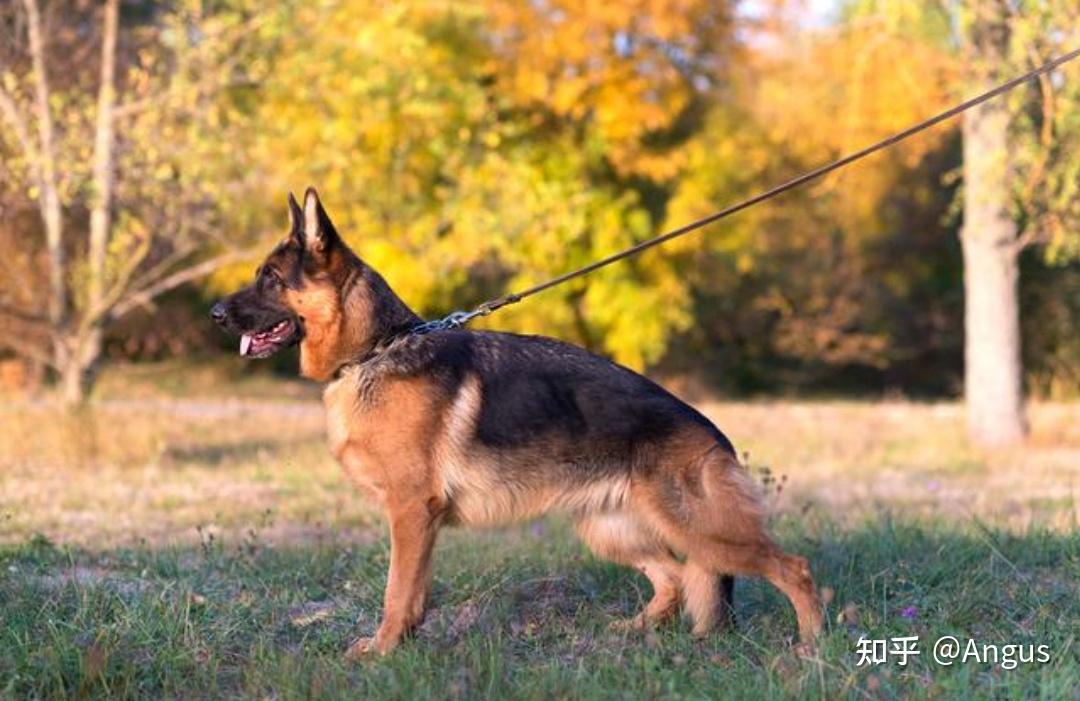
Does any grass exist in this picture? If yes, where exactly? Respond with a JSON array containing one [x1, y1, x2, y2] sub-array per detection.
[[3, 517, 1077, 699], [1, 381, 1078, 699]]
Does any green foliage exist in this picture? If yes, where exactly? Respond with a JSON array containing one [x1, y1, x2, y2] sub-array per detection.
[[2, 0, 1078, 391], [0, 0, 268, 312], [664, 21, 961, 387], [1004, 1, 1080, 264], [209, 0, 733, 369], [845, 0, 1080, 265]]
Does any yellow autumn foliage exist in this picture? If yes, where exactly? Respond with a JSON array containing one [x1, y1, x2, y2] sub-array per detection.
[[209, 0, 732, 368], [199, 0, 1075, 376]]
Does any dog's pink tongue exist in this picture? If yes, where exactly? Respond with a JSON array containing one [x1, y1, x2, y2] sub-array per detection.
[[240, 334, 253, 356]]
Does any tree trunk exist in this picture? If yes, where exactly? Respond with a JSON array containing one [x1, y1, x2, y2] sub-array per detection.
[[59, 354, 91, 406], [960, 95, 1027, 447], [55, 330, 102, 406], [82, 0, 121, 402], [23, 0, 68, 378], [89, 0, 119, 304]]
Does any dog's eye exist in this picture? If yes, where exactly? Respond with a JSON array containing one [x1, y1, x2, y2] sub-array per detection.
[[261, 269, 282, 288]]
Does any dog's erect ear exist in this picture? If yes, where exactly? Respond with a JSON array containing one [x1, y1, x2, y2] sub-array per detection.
[[302, 187, 339, 255], [287, 192, 304, 242]]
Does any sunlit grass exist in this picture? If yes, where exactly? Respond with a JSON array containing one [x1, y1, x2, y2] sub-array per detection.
[[1, 388, 1078, 699], [2, 516, 1077, 700]]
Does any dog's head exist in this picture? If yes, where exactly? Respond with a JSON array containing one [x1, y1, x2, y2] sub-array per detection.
[[212, 188, 398, 380]]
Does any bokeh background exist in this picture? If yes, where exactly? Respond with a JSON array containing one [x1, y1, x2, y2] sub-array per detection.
[[1, 0, 1077, 408]]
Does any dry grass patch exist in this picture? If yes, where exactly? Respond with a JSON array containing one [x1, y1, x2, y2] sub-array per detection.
[[1, 395, 1078, 699], [2, 399, 1077, 549], [700, 400, 1080, 529]]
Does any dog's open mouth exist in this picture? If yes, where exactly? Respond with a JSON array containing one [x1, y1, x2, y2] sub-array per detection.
[[240, 318, 299, 358]]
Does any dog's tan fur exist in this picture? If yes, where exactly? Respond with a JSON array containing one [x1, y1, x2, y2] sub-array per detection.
[[214, 189, 824, 659]]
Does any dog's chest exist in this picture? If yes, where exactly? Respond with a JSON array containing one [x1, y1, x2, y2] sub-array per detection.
[[323, 376, 352, 458], [322, 370, 388, 502]]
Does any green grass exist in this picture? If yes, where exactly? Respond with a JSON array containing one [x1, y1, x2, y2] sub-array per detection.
[[2, 514, 1077, 700], [2, 396, 1077, 699]]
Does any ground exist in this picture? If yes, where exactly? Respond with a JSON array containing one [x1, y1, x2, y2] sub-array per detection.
[[1, 362, 1078, 699]]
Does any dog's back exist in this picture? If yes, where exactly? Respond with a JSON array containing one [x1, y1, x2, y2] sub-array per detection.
[[343, 328, 739, 525]]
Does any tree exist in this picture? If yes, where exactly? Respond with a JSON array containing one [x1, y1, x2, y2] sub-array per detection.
[[959, 1, 1025, 445], [216, 0, 738, 370], [955, 0, 1080, 445], [690, 0, 1080, 441], [665, 9, 958, 390], [0, 0, 265, 403]]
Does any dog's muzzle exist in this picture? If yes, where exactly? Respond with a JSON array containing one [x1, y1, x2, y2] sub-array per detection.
[[210, 302, 228, 326]]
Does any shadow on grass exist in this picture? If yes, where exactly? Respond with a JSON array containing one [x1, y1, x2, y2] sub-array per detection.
[[1, 517, 1077, 700], [163, 439, 311, 467]]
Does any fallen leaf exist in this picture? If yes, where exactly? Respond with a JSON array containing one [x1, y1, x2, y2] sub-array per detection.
[[288, 601, 337, 628]]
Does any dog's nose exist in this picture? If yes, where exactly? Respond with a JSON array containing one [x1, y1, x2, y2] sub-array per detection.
[[210, 302, 228, 325]]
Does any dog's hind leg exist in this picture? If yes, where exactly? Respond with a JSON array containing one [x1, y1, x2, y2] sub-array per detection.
[[620, 556, 682, 629], [682, 559, 719, 637], [720, 575, 736, 628], [635, 444, 823, 643], [576, 512, 682, 629], [685, 543, 821, 643]]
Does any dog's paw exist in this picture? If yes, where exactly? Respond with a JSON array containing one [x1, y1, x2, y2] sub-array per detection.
[[344, 636, 380, 661], [792, 641, 818, 659]]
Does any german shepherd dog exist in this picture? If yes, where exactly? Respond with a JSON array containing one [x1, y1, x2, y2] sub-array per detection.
[[211, 189, 823, 658]]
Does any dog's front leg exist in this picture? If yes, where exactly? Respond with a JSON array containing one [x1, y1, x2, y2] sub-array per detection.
[[346, 498, 443, 659]]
